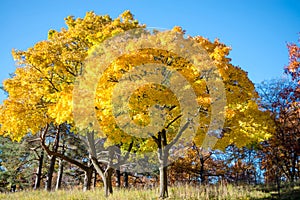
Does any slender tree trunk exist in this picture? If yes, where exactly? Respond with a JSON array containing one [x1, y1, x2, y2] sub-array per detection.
[[34, 150, 44, 190], [45, 155, 56, 191], [159, 154, 168, 198], [199, 154, 205, 183], [104, 168, 114, 197], [55, 158, 64, 190], [116, 168, 121, 188], [93, 169, 97, 188], [45, 127, 60, 191], [83, 167, 93, 191], [115, 145, 121, 188], [123, 171, 129, 188], [291, 152, 297, 184], [90, 151, 113, 197], [56, 140, 65, 190], [157, 129, 169, 199]]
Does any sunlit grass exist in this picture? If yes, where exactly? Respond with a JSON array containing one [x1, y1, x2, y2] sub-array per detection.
[[0, 184, 271, 200]]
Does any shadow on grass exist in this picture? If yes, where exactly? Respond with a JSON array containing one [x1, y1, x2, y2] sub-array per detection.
[[252, 187, 300, 200]]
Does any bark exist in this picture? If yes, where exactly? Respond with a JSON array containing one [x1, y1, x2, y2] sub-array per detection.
[[104, 168, 114, 197], [89, 155, 110, 196], [86, 131, 134, 197], [45, 155, 56, 191], [83, 168, 93, 191], [158, 129, 169, 198], [159, 164, 168, 198], [123, 171, 129, 188], [116, 168, 121, 188], [34, 150, 44, 190], [87, 132, 111, 196], [199, 154, 205, 183], [55, 158, 64, 190], [56, 140, 65, 190], [151, 120, 189, 199], [93, 169, 97, 188], [45, 128, 60, 191], [115, 146, 121, 188]]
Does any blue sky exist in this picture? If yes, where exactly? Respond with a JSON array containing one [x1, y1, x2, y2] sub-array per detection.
[[0, 0, 299, 102]]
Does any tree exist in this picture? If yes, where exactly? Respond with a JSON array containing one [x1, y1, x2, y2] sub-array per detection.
[[78, 27, 274, 198], [0, 11, 142, 196], [0, 11, 274, 198], [257, 78, 300, 188], [0, 136, 33, 192], [286, 34, 300, 84]]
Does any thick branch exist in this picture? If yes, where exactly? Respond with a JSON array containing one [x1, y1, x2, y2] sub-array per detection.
[[40, 125, 90, 171], [166, 120, 190, 151]]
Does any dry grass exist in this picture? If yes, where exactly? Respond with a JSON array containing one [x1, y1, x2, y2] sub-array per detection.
[[0, 184, 271, 200]]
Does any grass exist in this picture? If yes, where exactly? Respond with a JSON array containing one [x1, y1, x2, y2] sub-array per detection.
[[0, 184, 274, 200]]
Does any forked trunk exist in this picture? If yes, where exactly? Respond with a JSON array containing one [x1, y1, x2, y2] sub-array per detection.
[[91, 156, 114, 197]]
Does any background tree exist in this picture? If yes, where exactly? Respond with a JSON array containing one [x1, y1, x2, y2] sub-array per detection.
[[0, 136, 34, 192], [257, 77, 300, 190]]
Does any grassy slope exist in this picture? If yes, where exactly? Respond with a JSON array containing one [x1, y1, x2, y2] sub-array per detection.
[[0, 184, 274, 200]]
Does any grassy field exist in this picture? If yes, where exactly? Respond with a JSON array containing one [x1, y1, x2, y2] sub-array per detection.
[[0, 184, 279, 200]]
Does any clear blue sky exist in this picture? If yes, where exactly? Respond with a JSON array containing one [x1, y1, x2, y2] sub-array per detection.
[[0, 0, 299, 103]]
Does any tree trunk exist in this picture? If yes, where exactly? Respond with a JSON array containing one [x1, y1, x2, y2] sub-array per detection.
[[116, 168, 121, 188], [123, 171, 129, 188], [90, 154, 113, 196], [199, 154, 205, 183], [153, 123, 188, 198], [157, 129, 169, 199], [93, 169, 97, 188], [291, 152, 297, 184], [45, 155, 56, 191], [104, 168, 114, 197], [87, 131, 114, 196], [45, 127, 60, 191], [159, 159, 168, 198], [34, 150, 44, 190], [56, 139, 66, 190], [83, 168, 93, 191], [55, 158, 64, 190]]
